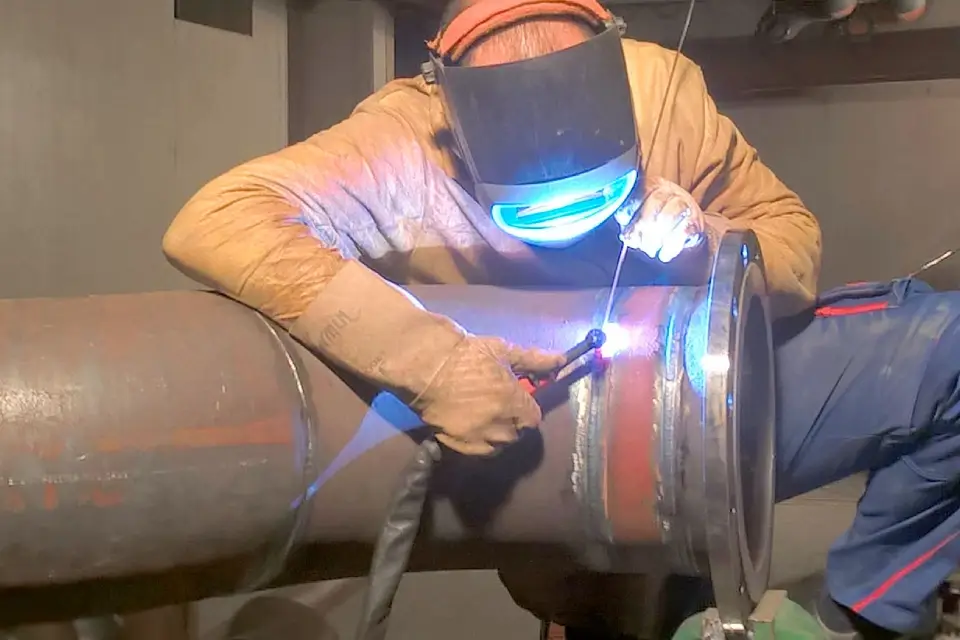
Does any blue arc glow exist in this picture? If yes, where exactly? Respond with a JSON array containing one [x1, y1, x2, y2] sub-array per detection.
[[291, 392, 424, 509]]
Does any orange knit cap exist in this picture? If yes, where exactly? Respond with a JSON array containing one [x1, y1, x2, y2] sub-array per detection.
[[427, 0, 614, 61]]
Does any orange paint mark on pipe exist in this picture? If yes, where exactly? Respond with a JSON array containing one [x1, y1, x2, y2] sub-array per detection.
[[604, 289, 669, 544], [42, 483, 59, 510], [96, 417, 292, 454]]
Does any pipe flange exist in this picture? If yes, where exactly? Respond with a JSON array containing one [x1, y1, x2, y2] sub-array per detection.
[[701, 230, 777, 638]]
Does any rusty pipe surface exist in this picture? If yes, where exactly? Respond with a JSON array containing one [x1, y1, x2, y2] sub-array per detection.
[[0, 232, 775, 628]]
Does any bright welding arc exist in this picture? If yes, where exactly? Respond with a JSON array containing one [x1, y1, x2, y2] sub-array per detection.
[[600, 0, 699, 330]]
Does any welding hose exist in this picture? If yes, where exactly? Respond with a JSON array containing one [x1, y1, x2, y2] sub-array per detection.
[[354, 438, 442, 640]]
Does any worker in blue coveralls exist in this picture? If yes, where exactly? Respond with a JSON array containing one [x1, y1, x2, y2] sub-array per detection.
[[161, 0, 959, 637]]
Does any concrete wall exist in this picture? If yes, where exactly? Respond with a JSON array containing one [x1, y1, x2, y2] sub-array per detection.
[[0, 0, 288, 298], [724, 80, 960, 289], [288, 0, 394, 142]]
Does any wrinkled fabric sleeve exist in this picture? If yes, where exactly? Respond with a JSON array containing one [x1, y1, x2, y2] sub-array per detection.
[[163, 99, 425, 326], [676, 59, 822, 317]]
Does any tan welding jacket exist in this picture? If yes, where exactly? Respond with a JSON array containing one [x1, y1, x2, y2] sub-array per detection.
[[164, 40, 822, 326]]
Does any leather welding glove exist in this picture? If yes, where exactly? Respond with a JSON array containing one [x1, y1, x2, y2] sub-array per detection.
[[620, 176, 706, 263], [291, 260, 565, 456]]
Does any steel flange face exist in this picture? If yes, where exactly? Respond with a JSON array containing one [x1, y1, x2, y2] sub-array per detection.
[[701, 229, 777, 638]]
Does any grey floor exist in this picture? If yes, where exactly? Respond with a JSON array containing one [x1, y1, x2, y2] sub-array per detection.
[[192, 478, 866, 640]]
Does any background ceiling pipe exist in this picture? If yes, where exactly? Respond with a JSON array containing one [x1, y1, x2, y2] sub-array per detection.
[[0, 232, 774, 632]]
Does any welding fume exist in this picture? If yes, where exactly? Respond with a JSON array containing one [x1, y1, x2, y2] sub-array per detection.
[[160, 0, 960, 636]]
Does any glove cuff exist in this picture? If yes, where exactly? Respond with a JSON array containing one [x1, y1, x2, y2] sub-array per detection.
[[290, 260, 466, 402]]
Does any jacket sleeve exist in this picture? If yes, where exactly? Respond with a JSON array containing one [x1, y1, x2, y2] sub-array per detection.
[[162, 94, 428, 326], [674, 59, 822, 317]]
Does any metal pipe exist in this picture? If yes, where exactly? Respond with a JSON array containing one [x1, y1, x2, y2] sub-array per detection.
[[0, 232, 775, 629]]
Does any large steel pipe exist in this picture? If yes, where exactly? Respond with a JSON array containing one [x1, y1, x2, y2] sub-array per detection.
[[0, 232, 774, 627]]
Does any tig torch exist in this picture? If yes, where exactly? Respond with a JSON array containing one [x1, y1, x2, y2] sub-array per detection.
[[517, 328, 607, 394]]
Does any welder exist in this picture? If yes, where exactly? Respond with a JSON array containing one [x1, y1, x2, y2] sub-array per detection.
[[161, 0, 959, 637]]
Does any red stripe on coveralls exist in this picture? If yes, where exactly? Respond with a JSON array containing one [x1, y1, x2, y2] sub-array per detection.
[[852, 530, 960, 613], [815, 301, 890, 318]]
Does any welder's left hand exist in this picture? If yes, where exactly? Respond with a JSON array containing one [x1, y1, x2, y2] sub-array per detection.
[[620, 177, 705, 263]]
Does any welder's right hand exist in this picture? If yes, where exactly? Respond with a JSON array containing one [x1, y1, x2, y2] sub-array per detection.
[[411, 336, 565, 456], [290, 259, 565, 457]]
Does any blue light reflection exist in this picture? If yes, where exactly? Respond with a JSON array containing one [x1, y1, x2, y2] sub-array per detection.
[[683, 295, 710, 398], [292, 392, 423, 509]]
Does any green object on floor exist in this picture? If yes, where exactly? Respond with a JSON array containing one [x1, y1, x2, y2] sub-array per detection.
[[670, 591, 827, 640]]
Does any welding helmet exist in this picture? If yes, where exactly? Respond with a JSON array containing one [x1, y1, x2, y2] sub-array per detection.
[[422, 0, 641, 248]]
